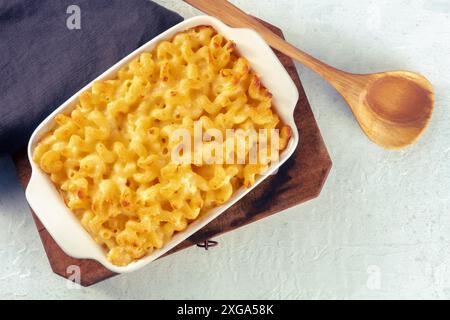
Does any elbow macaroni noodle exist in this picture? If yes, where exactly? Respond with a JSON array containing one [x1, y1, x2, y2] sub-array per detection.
[[33, 26, 292, 266]]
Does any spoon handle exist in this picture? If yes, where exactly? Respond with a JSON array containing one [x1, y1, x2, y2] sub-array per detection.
[[183, 0, 356, 90]]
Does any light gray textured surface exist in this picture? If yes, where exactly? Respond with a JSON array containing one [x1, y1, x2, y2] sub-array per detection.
[[1, 0, 449, 299]]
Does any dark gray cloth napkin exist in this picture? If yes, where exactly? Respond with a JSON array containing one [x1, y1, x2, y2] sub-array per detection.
[[0, 0, 183, 154]]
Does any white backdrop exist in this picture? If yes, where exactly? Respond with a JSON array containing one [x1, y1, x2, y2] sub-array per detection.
[[0, 0, 449, 299]]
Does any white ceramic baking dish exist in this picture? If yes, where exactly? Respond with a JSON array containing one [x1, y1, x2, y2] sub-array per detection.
[[25, 15, 299, 273]]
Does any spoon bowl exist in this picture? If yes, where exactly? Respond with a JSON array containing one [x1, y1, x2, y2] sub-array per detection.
[[342, 71, 434, 149]]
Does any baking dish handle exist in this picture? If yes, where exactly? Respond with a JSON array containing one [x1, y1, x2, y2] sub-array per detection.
[[25, 171, 103, 261]]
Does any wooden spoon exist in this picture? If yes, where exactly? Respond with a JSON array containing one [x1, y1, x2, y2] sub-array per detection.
[[184, 0, 434, 149]]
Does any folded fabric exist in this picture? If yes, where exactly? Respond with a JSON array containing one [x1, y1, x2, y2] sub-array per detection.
[[0, 0, 183, 154]]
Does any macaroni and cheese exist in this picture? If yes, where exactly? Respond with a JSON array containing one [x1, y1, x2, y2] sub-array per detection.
[[33, 26, 291, 266]]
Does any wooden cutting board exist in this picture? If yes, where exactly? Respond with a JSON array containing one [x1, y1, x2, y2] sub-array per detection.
[[13, 18, 332, 287]]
